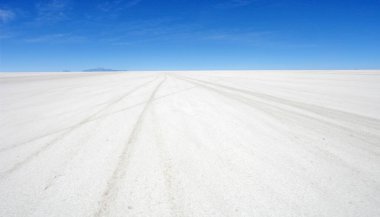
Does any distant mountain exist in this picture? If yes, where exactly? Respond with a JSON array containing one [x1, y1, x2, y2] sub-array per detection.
[[82, 67, 125, 72]]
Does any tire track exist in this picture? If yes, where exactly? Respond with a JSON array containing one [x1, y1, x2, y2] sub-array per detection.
[[150, 103, 186, 217], [2, 79, 135, 113], [93, 76, 166, 217], [90, 85, 199, 122], [0, 77, 158, 180], [39, 77, 164, 190], [1, 74, 154, 107], [0, 72, 124, 84], [172, 75, 380, 157], [0, 77, 158, 153], [0, 81, 197, 154], [173, 74, 380, 127], [1, 100, 113, 151], [171, 75, 380, 193], [172, 75, 380, 146], [172, 75, 380, 173]]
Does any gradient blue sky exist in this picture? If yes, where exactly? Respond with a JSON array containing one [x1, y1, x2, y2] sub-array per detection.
[[0, 0, 379, 71]]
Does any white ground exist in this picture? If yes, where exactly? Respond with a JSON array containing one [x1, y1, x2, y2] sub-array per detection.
[[0, 70, 379, 217]]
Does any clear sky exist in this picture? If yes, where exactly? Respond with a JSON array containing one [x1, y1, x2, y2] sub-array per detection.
[[0, 0, 379, 71]]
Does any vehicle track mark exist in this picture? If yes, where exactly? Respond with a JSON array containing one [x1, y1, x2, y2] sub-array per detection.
[[0, 83, 198, 154], [0, 77, 158, 154], [0, 77, 158, 180], [171, 75, 380, 172], [151, 104, 186, 217], [175, 75, 380, 131], [93, 76, 166, 217], [172, 75, 380, 147], [91, 85, 199, 122]]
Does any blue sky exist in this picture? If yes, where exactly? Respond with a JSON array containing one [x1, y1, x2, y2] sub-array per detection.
[[0, 0, 379, 71]]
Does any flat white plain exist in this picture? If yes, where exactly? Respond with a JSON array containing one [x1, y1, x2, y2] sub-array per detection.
[[0, 70, 379, 217]]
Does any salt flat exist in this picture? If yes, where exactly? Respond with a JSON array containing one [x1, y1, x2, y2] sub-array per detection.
[[0, 70, 379, 217]]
